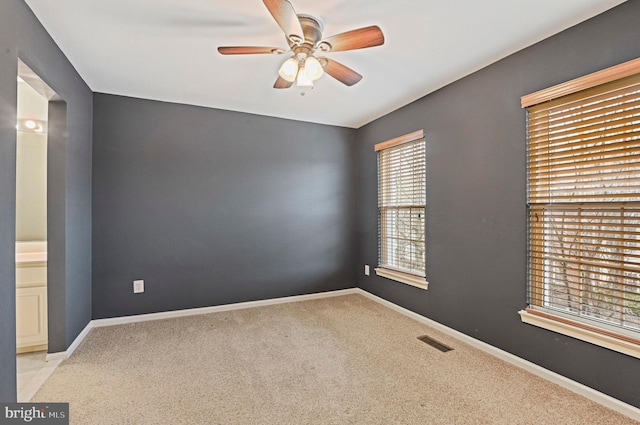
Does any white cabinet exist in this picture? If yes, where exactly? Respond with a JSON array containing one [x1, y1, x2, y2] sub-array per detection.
[[16, 262, 47, 353]]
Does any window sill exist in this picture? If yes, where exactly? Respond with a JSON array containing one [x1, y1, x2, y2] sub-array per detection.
[[374, 268, 428, 290], [518, 309, 640, 359]]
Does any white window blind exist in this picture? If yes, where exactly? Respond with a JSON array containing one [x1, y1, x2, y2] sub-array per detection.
[[376, 131, 426, 281], [523, 60, 640, 350]]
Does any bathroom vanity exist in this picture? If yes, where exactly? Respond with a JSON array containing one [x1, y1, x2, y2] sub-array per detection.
[[15, 241, 47, 353]]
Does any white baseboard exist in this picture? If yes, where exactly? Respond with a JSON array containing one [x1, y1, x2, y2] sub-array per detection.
[[91, 288, 360, 327], [42, 287, 639, 421], [46, 288, 360, 358], [46, 321, 93, 362], [355, 289, 640, 422]]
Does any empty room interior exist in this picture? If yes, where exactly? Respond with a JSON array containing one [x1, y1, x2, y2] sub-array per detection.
[[1, 0, 640, 423]]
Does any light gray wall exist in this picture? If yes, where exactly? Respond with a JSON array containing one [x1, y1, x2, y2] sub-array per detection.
[[16, 132, 47, 241], [92, 94, 357, 319], [355, 1, 640, 408], [16, 81, 48, 241], [0, 0, 92, 401]]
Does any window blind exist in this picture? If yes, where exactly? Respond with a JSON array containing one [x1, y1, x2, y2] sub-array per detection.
[[526, 70, 640, 336], [377, 134, 426, 277]]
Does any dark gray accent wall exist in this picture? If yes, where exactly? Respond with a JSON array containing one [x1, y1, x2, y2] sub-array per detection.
[[356, 1, 640, 408], [92, 94, 357, 319], [0, 0, 92, 401]]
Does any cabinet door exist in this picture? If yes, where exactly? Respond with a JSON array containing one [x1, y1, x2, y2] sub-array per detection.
[[16, 286, 48, 348]]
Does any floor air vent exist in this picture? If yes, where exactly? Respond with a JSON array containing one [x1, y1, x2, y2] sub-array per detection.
[[418, 335, 453, 352]]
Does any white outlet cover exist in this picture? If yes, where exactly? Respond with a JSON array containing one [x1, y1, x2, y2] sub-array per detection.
[[364, 265, 370, 276], [133, 280, 144, 293]]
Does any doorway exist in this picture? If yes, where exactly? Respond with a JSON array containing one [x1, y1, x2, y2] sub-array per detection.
[[15, 60, 61, 401]]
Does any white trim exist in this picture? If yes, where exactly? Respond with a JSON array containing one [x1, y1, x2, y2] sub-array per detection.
[[91, 289, 359, 327], [518, 310, 640, 360], [45, 321, 93, 362], [374, 268, 428, 290], [356, 289, 640, 422]]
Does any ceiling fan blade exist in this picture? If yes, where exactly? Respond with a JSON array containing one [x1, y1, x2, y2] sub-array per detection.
[[274, 76, 294, 89], [320, 58, 363, 86], [320, 25, 384, 52], [218, 46, 285, 55], [263, 0, 304, 44]]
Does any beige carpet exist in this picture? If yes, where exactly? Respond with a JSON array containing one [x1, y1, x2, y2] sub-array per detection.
[[33, 294, 638, 424]]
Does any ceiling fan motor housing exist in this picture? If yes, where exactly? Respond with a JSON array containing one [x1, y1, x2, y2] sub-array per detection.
[[290, 15, 326, 56]]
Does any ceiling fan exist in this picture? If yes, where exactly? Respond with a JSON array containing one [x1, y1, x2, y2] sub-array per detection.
[[218, 0, 385, 89]]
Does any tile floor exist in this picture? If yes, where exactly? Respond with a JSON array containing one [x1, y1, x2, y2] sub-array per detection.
[[17, 351, 63, 402], [17, 351, 46, 390]]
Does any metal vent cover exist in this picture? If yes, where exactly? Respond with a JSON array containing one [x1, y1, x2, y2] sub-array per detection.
[[418, 335, 453, 352]]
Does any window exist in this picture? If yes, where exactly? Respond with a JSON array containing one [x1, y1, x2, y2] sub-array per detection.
[[374, 130, 427, 289], [520, 58, 640, 358]]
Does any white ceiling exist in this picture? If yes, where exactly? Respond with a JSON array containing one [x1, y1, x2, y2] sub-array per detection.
[[24, 0, 626, 128]]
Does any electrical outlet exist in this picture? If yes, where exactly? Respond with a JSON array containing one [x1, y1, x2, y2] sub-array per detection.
[[364, 265, 370, 276], [133, 279, 144, 293]]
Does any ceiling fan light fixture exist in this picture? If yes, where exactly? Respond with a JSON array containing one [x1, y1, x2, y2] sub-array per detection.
[[304, 56, 324, 80], [296, 65, 314, 87], [218, 0, 385, 90], [278, 57, 299, 82]]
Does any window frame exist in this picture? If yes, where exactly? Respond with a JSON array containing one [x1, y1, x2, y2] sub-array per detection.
[[374, 130, 428, 290], [521, 57, 640, 359]]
